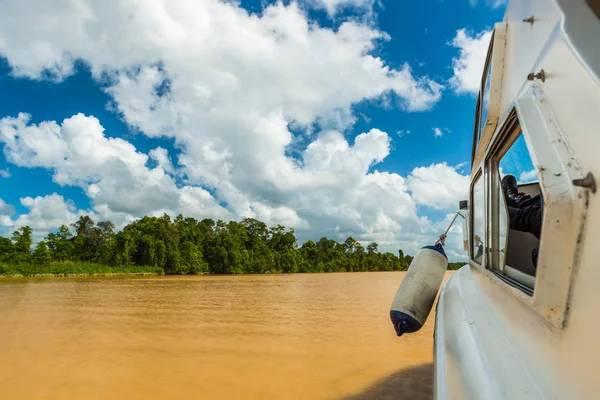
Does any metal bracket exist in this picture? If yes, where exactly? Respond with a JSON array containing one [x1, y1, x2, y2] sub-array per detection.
[[527, 69, 546, 82], [573, 172, 596, 193], [523, 16, 535, 25], [436, 211, 466, 246]]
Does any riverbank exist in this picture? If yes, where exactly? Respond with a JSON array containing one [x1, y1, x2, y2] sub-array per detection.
[[0, 262, 164, 278], [0, 260, 466, 278]]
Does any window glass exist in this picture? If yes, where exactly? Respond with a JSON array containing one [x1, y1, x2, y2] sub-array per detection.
[[473, 37, 493, 163], [479, 57, 493, 140], [472, 175, 485, 264], [497, 132, 541, 286], [499, 135, 536, 184], [498, 169, 508, 269]]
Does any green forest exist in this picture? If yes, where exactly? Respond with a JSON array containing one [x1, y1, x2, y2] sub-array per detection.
[[0, 214, 465, 277]]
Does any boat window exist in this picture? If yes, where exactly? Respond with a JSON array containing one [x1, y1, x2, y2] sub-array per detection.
[[479, 54, 493, 142], [498, 170, 508, 270], [471, 173, 485, 264], [471, 30, 495, 164], [495, 133, 540, 291]]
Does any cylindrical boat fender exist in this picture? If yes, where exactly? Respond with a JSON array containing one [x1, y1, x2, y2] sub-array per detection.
[[390, 244, 448, 336]]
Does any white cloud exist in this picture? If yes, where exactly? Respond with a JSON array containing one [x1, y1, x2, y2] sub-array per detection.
[[0, 112, 469, 257], [0, 0, 442, 115], [0, 216, 13, 228], [519, 169, 538, 183], [432, 127, 449, 138], [0, 198, 15, 216], [149, 147, 175, 175], [15, 193, 87, 231], [449, 29, 492, 94], [407, 163, 470, 210], [0, 0, 473, 258], [305, 0, 376, 17], [454, 161, 468, 170], [469, 0, 506, 8], [0, 113, 232, 228], [0, 169, 9, 178], [0, 194, 92, 241], [396, 129, 410, 137]]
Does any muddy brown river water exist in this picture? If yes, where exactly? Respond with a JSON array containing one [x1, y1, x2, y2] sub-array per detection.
[[0, 271, 452, 399]]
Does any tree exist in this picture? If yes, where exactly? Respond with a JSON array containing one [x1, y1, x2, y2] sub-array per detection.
[[97, 220, 115, 237], [343, 237, 358, 256], [300, 240, 317, 269], [367, 242, 378, 255], [73, 215, 95, 238], [115, 232, 134, 265], [136, 234, 155, 266], [0, 211, 426, 276], [155, 240, 167, 268], [46, 225, 74, 261], [180, 241, 208, 274], [12, 226, 33, 254], [33, 241, 51, 266], [0, 236, 14, 260]]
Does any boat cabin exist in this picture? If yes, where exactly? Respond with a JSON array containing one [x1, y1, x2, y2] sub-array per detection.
[[433, 1, 600, 398]]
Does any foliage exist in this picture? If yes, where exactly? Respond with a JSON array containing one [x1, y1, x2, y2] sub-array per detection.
[[0, 262, 163, 277], [0, 214, 465, 276], [447, 262, 466, 271]]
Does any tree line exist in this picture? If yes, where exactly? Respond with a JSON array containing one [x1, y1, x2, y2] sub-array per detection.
[[0, 214, 464, 275]]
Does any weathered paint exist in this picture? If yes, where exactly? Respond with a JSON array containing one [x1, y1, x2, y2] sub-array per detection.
[[435, 0, 600, 398]]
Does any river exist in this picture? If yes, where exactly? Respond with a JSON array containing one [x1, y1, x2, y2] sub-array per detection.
[[0, 271, 449, 399]]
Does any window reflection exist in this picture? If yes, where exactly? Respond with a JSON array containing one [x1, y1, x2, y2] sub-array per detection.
[[498, 169, 508, 269], [499, 135, 536, 184], [472, 175, 485, 264], [479, 57, 493, 140]]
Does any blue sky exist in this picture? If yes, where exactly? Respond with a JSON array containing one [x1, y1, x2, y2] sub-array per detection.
[[0, 0, 506, 259]]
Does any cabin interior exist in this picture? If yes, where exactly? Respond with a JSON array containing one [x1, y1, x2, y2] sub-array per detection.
[[504, 181, 540, 287]]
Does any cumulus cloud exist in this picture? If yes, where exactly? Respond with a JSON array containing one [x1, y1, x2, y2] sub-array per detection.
[[0, 197, 14, 229], [305, 0, 377, 16], [0, 113, 232, 227], [0, 0, 472, 258], [0, 198, 15, 216], [432, 127, 449, 138], [449, 29, 492, 94], [0, 112, 469, 257], [0, 0, 442, 114], [407, 163, 470, 210], [0, 194, 91, 241], [519, 169, 538, 183], [14, 194, 87, 231], [0, 169, 9, 178], [149, 147, 175, 175], [469, 0, 506, 8]]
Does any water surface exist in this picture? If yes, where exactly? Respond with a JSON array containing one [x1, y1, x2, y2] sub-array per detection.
[[0, 272, 446, 399]]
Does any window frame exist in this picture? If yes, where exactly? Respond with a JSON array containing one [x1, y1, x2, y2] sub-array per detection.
[[487, 112, 521, 275], [471, 23, 507, 174], [469, 169, 485, 265], [470, 102, 589, 329]]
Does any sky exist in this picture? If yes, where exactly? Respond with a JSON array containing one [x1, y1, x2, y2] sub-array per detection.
[[0, 0, 506, 261]]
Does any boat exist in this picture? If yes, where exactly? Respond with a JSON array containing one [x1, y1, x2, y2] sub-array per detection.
[[392, 1, 600, 398]]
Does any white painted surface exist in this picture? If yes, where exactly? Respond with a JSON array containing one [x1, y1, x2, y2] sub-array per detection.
[[435, 0, 600, 398]]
